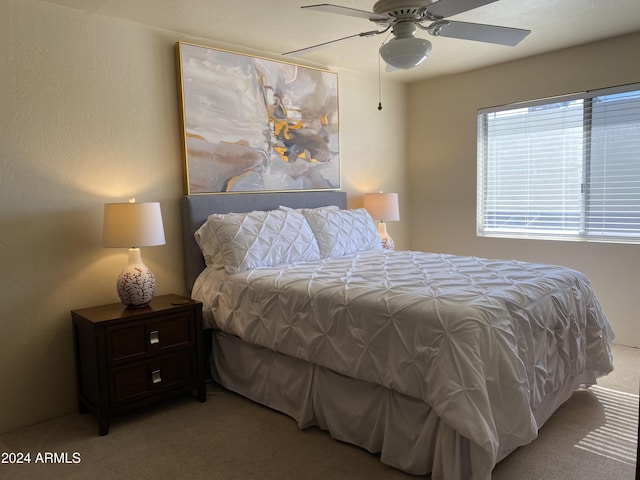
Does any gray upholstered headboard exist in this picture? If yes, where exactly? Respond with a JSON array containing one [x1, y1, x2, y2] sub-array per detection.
[[181, 191, 348, 294]]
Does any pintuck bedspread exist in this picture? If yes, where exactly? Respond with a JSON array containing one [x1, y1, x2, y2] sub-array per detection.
[[193, 249, 614, 479]]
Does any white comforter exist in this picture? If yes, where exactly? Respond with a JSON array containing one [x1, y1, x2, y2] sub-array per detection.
[[193, 250, 614, 478]]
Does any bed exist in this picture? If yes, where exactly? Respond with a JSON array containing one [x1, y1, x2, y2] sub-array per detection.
[[181, 191, 614, 480]]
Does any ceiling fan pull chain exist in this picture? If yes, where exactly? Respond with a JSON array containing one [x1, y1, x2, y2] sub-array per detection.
[[378, 52, 383, 111]]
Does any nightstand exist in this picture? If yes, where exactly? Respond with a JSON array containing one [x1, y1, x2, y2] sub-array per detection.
[[71, 294, 206, 435]]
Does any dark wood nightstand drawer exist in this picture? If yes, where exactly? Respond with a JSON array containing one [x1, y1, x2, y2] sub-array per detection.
[[106, 312, 194, 364], [110, 350, 195, 407]]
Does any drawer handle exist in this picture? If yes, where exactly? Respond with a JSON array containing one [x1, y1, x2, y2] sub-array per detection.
[[151, 370, 162, 384], [149, 330, 160, 345]]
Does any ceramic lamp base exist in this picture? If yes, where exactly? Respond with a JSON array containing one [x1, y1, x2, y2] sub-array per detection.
[[377, 222, 395, 250], [117, 248, 156, 307]]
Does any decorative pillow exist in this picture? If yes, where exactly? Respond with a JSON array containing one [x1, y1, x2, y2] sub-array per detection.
[[301, 208, 382, 258], [194, 216, 225, 269], [205, 209, 322, 273]]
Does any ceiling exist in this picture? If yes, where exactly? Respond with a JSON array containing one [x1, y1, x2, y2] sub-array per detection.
[[38, 0, 640, 83]]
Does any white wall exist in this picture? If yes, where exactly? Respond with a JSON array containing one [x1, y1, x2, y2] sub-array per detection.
[[0, 0, 408, 433], [408, 32, 640, 348]]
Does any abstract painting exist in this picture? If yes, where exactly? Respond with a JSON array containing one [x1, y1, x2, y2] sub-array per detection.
[[175, 42, 340, 194]]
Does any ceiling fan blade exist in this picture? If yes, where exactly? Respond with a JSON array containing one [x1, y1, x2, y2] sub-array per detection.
[[302, 4, 389, 23], [426, 0, 499, 19], [434, 20, 530, 46], [283, 30, 384, 57]]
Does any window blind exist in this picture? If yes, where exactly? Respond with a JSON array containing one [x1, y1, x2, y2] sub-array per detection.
[[477, 83, 640, 243]]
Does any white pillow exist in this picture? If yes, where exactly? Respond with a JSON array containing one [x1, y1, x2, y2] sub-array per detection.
[[194, 216, 225, 269], [301, 208, 382, 258], [205, 209, 321, 273]]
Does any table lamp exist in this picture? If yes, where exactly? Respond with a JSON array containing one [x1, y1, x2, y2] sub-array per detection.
[[364, 192, 400, 250], [103, 198, 165, 307]]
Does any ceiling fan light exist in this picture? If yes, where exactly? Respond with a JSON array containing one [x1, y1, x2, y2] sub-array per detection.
[[379, 37, 432, 69]]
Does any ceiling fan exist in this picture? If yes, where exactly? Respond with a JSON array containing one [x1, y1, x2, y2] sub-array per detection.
[[283, 0, 531, 70]]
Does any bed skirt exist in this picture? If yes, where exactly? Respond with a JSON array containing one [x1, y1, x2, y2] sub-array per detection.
[[210, 330, 594, 479]]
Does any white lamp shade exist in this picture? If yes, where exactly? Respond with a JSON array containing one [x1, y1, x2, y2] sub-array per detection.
[[103, 202, 165, 248], [379, 37, 432, 70], [364, 193, 400, 222]]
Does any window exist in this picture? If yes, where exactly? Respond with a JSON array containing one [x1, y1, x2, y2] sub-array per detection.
[[477, 84, 640, 243]]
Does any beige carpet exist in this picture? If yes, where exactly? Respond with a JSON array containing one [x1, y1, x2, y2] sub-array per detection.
[[0, 344, 637, 480]]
